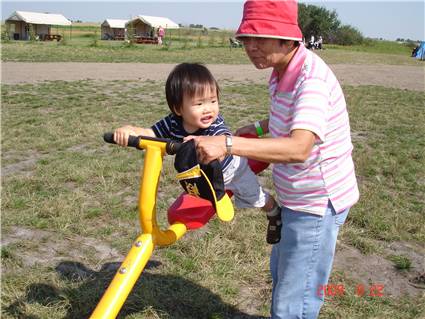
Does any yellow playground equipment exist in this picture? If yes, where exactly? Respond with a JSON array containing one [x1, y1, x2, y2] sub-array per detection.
[[90, 133, 237, 318]]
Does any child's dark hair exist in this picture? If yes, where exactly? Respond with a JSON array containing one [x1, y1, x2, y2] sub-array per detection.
[[165, 63, 220, 115]]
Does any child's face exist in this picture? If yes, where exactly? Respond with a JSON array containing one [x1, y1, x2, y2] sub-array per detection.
[[176, 87, 219, 133]]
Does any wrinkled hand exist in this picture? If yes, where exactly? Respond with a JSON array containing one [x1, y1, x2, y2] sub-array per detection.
[[114, 125, 137, 146], [235, 123, 256, 137], [184, 135, 226, 164]]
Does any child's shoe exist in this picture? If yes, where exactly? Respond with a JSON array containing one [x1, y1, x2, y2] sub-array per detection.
[[266, 206, 282, 244]]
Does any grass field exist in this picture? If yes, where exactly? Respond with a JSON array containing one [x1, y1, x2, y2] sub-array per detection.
[[1, 24, 422, 65], [2, 41, 422, 65], [1, 78, 424, 318]]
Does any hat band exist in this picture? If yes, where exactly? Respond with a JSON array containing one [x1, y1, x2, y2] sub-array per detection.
[[236, 33, 302, 41]]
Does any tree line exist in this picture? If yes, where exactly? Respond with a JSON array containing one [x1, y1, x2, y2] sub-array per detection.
[[299, 3, 364, 45]]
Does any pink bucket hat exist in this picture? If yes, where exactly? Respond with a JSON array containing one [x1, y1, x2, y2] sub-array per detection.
[[236, 0, 303, 41]]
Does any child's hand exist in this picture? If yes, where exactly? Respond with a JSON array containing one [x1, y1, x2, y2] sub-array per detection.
[[183, 135, 196, 143], [114, 126, 137, 146]]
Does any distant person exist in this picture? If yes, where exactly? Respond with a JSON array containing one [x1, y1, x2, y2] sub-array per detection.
[[317, 35, 323, 50], [308, 34, 315, 49], [411, 44, 419, 57], [113, 63, 282, 245], [157, 26, 165, 45]]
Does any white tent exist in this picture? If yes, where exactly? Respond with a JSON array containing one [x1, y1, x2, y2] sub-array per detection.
[[128, 15, 179, 29], [101, 19, 128, 40], [126, 15, 179, 39], [5, 10, 71, 40], [102, 19, 128, 29], [6, 11, 71, 26]]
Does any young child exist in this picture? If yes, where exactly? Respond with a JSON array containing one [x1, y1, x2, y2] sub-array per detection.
[[113, 63, 281, 244]]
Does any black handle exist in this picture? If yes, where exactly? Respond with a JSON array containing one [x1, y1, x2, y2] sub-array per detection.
[[103, 132, 181, 155], [103, 132, 115, 144], [166, 141, 181, 155]]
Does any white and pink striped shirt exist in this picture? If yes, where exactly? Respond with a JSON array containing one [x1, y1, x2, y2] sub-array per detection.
[[268, 43, 359, 216]]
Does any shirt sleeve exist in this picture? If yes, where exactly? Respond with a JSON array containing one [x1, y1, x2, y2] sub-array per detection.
[[291, 78, 329, 143], [209, 115, 232, 136], [151, 115, 172, 138]]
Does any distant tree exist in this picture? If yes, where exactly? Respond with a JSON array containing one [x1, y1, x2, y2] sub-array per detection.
[[28, 24, 37, 41], [298, 4, 340, 42], [298, 3, 366, 45], [189, 24, 203, 29], [125, 23, 135, 46], [334, 25, 363, 45]]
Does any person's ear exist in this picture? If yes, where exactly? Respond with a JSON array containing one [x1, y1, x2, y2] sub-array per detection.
[[173, 106, 182, 116]]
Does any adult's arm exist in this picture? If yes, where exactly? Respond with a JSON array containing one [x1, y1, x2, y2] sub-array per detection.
[[190, 128, 316, 164]]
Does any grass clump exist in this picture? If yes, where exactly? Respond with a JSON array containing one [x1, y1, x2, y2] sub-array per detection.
[[388, 255, 412, 270]]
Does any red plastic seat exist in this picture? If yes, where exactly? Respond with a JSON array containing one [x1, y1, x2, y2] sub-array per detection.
[[240, 133, 270, 174], [168, 193, 215, 230]]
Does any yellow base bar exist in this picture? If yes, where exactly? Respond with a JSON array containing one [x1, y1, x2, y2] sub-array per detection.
[[90, 234, 154, 319]]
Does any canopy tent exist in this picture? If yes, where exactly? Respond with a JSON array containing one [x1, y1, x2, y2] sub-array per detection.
[[127, 15, 179, 29], [5, 10, 71, 40], [101, 19, 128, 40], [126, 15, 179, 39], [413, 41, 425, 60]]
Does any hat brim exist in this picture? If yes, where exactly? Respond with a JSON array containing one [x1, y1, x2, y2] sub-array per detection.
[[236, 20, 303, 41]]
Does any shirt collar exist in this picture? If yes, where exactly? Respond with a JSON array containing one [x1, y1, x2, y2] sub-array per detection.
[[269, 43, 307, 93]]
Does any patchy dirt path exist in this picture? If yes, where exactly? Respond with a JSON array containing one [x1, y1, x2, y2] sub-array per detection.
[[2, 62, 424, 91], [1, 226, 424, 298]]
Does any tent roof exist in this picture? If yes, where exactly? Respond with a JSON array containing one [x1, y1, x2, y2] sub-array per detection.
[[6, 11, 72, 26], [127, 15, 179, 29], [102, 19, 128, 29]]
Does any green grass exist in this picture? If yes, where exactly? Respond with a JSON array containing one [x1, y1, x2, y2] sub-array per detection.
[[388, 255, 412, 270], [1, 80, 424, 318], [326, 39, 417, 55], [2, 39, 423, 65]]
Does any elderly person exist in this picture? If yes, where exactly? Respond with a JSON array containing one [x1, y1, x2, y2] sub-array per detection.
[[188, 1, 359, 318]]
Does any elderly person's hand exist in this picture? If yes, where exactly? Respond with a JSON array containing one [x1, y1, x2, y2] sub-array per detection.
[[184, 135, 226, 164]]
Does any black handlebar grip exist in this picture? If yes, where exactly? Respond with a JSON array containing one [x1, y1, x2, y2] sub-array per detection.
[[166, 141, 182, 155], [103, 132, 116, 144], [127, 135, 141, 148], [103, 132, 180, 153]]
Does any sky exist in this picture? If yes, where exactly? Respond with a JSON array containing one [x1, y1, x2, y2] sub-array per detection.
[[1, 1, 424, 41]]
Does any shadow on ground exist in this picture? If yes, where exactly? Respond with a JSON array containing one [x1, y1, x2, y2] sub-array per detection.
[[5, 260, 267, 319]]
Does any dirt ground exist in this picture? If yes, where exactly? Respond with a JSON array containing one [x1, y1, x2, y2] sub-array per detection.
[[2, 62, 424, 91], [2, 225, 424, 300]]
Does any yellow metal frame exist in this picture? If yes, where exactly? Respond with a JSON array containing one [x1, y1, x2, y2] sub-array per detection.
[[90, 139, 189, 319]]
